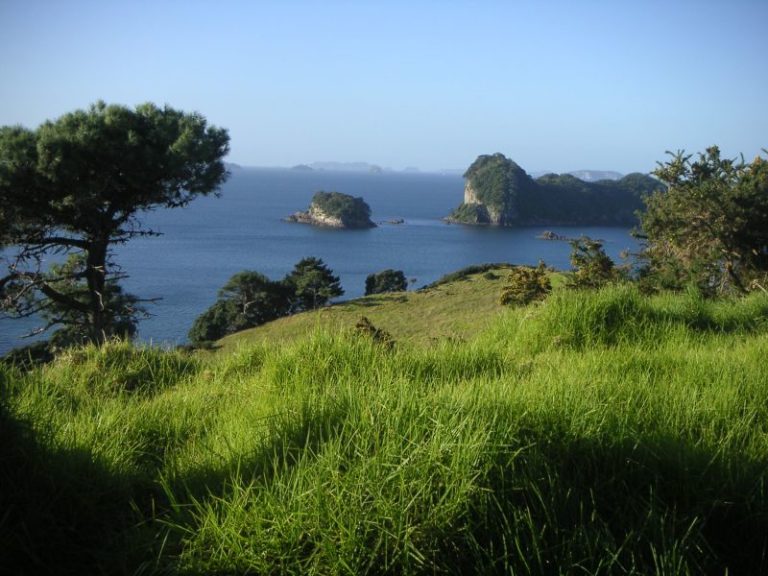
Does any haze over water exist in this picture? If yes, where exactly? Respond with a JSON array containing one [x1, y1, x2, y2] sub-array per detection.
[[0, 169, 639, 354]]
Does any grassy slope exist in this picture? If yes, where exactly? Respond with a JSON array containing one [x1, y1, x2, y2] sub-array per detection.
[[218, 265, 564, 351], [3, 282, 768, 574]]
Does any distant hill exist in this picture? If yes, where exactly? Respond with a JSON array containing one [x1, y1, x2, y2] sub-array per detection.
[[310, 161, 385, 173], [567, 170, 624, 182], [447, 153, 662, 227]]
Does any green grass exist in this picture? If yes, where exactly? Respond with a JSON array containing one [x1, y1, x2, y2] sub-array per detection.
[[217, 265, 566, 351], [2, 282, 768, 574]]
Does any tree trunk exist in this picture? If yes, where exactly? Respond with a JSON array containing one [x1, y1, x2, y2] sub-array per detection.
[[85, 238, 109, 345]]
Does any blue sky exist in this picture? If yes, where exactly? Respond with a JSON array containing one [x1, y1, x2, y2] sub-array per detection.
[[1, 0, 766, 173]]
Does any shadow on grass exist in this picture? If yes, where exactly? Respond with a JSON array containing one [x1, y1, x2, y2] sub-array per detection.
[[0, 392, 353, 574], [0, 402, 146, 575], [450, 429, 768, 575], [343, 294, 409, 309], [174, 399, 351, 500], [4, 394, 768, 574]]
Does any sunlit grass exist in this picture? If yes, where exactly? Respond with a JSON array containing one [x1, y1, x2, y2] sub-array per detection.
[[2, 284, 768, 574]]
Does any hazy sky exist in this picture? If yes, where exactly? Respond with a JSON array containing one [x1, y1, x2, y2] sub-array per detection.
[[1, 0, 766, 174]]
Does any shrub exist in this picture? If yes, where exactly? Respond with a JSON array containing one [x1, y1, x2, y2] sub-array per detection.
[[567, 236, 620, 289], [499, 263, 552, 306], [354, 316, 395, 349], [365, 269, 407, 295]]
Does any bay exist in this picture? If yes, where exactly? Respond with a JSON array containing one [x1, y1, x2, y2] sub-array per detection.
[[0, 168, 639, 354]]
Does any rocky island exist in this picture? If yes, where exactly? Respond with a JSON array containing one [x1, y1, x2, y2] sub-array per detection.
[[447, 153, 664, 226], [286, 191, 376, 229]]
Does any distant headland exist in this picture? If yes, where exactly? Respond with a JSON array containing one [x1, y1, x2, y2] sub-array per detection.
[[446, 153, 664, 227], [286, 191, 376, 229]]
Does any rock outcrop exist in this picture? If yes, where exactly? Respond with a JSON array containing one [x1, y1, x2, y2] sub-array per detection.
[[447, 153, 664, 227], [286, 191, 376, 229], [447, 153, 532, 226]]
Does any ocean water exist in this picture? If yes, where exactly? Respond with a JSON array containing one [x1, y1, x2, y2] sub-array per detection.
[[0, 168, 639, 354]]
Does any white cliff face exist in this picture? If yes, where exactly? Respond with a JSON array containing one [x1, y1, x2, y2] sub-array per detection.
[[464, 181, 481, 204], [308, 204, 345, 227], [459, 180, 514, 225]]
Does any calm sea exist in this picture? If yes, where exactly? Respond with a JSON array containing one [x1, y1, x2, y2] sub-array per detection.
[[0, 168, 639, 354]]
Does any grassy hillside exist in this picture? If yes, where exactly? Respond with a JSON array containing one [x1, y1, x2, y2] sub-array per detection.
[[3, 282, 768, 574], [218, 264, 563, 351]]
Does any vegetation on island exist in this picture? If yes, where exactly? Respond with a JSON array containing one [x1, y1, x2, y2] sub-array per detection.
[[448, 152, 664, 226], [287, 190, 375, 228]]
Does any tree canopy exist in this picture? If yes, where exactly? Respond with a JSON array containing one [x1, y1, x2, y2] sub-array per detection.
[[188, 271, 292, 345], [188, 258, 344, 346], [639, 146, 768, 294], [0, 101, 230, 345], [286, 257, 344, 311], [365, 269, 407, 295]]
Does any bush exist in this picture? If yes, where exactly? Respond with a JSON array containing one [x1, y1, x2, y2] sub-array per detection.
[[567, 236, 620, 289], [499, 263, 551, 306], [188, 258, 343, 346], [188, 271, 292, 346], [285, 257, 343, 311], [365, 269, 407, 295], [354, 316, 395, 349]]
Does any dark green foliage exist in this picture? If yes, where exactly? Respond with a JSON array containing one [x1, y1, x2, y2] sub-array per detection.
[[0, 101, 229, 345], [44, 255, 144, 348], [639, 146, 768, 295], [188, 300, 238, 345], [1, 341, 54, 370], [567, 236, 620, 289], [521, 171, 662, 225], [365, 269, 407, 295], [462, 153, 534, 219], [448, 202, 490, 224], [218, 271, 293, 330], [499, 262, 552, 306], [450, 152, 663, 226], [188, 272, 291, 345], [189, 258, 344, 345], [311, 191, 373, 226], [285, 257, 344, 311]]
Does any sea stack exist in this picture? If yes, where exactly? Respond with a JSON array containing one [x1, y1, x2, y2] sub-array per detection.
[[286, 191, 376, 229]]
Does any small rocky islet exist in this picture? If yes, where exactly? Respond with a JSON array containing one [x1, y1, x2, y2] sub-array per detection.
[[286, 154, 665, 231], [286, 191, 376, 229]]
